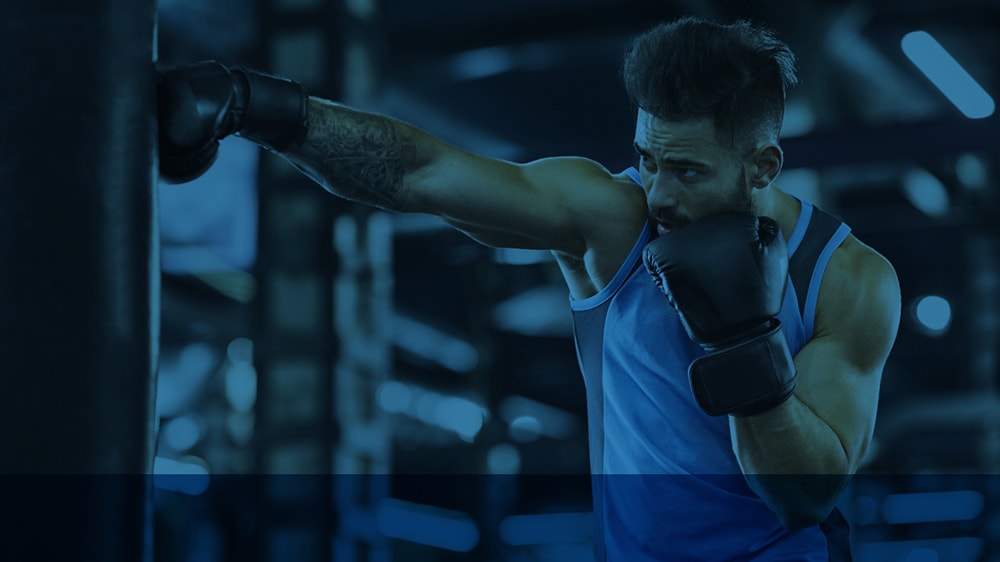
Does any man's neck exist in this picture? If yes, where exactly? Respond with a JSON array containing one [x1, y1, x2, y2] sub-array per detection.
[[755, 185, 801, 243]]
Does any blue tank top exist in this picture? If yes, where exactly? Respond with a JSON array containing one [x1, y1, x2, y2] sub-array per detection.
[[570, 168, 853, 561]]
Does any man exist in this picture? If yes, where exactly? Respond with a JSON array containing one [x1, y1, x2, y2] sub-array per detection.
[[158, 16, 901, 561]]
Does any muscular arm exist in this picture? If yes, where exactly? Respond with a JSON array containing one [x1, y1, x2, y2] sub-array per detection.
[[281, 98, 418, 210], [280, 98, 638, 256], [731, 238, 901, 528]]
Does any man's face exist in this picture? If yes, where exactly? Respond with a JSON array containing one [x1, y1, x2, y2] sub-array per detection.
[[633, 110, 753, 235]]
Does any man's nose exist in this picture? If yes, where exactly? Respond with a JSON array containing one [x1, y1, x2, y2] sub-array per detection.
[[646, 175, 679, 215]]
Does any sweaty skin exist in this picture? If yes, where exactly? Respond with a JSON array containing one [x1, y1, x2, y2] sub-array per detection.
[[281, 99, 901, 528]]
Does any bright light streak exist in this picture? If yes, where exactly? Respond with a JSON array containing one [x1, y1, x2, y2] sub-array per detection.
[[451, 46, 516, 80], [435, 396, 484, 441], [882, 490, 984, 524], [509, 415, 543, 442], [224, 363, 257, 413], [499, 395, 578, 440], [392, 315, 479, 373], [376, 498, 479, 552], [498, 511, 594, 545], [901, 31, 995, 119], [857, 537, 983, 562], [378, 381, 488, 441], [902, 168, 950, 217]]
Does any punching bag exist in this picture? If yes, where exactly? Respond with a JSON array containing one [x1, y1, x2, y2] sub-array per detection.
[[0, 0, 157, 560]]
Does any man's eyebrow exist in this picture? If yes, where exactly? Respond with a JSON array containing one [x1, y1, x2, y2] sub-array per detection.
[[633, 143, 711, 170], [661, 156, 709, 169]]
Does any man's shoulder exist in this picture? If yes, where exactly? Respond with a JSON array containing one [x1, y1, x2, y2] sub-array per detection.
[[529, 159, 647, 298], [831, 235, 897, 289], [816, 233, 901, 337]]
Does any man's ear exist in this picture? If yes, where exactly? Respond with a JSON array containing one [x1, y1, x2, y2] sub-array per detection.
[[748, 144, 783, 189]]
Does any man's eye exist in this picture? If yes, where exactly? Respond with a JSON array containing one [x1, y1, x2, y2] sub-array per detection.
[[640, 155, 657, 172], [677, 168, 700, 179]]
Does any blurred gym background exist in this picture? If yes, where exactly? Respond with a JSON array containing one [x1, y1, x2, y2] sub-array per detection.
[[155, 0, 995, 560]]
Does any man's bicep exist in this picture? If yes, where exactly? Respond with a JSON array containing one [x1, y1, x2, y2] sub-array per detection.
[[405, 153, 620, 255], [792, 247, 902, 471]]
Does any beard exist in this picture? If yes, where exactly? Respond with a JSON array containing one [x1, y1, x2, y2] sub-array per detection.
[[727, 165, 755, 214]]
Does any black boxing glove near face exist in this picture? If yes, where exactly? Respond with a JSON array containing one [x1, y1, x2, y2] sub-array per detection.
[[643, 213, 796, 416]]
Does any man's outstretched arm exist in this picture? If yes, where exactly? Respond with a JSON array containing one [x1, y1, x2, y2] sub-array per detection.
[[157, 61, 636, 256]]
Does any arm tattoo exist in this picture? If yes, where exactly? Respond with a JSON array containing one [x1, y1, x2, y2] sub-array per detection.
[[284, 100, 417, 210]]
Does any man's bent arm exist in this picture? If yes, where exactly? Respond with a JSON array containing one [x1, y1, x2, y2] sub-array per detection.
[[730, 240, 901, 529]]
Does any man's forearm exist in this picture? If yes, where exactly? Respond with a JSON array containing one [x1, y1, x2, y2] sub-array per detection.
[[730, 396, 852, 528], [280, 98, 425, 211]]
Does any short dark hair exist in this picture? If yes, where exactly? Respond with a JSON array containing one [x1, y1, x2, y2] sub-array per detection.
[[622, 17, 798, 152]]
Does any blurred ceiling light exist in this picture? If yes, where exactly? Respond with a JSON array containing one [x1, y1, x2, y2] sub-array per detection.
[[226, 337, 254, 365], [955, 154, 989, 190], [857, 538, 983, 562], [825, 5, 937, 121], [392, 314, 479, 373], [379, 381, 488, 442], [156, 342, 219, 418], [224, 361, 257, 413], [376, 498, 479, 552], [448, 42, 558, 81], [498, 511, 594, 545], [376, 380, 413, 413], [451, 46, 516, 80], [434, 395, 485, 442], [493, 284, 574, 337], [153, 455, 210, 495], [162, 415, 203, 452], [902, 167, 950, 218], [508, 415, 543, 442], [499, 395, 578, 440], [902, 31, 995, 119], [881, 490, 984, 524], [486, 443, 522, 474], [912, 295, 952, 335]]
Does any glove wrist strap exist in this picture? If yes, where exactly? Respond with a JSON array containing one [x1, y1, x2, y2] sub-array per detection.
[[232, 68, 309, 152], [689, 320, 797, 417]]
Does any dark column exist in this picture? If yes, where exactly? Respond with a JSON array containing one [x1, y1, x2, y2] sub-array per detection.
[[0, 0, 157, 560]]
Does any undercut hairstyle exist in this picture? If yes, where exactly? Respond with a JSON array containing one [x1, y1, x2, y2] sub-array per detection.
[[622, 17, 799, 153]]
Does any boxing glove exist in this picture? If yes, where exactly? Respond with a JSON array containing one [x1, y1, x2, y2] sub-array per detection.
[[643, 213, 796, 416], [157, 60, 309, 183]]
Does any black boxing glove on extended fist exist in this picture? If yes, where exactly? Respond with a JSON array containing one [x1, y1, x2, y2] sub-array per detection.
[[157, 60, 309, 184], [643, 213, 797, 416]]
